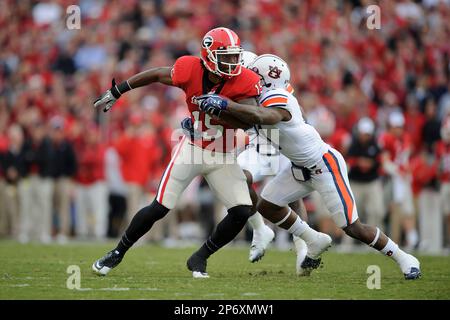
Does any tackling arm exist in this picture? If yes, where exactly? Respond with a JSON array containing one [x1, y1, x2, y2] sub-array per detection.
[[226, 98, 291, 125]]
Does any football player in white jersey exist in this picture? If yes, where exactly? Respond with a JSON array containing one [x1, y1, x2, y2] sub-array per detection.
[[197, 54, 421, 280], [238, 51, 308, 269]]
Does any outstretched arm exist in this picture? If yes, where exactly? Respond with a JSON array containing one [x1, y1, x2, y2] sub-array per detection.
[[94, 67, 173, 112], [127, 67, 173, 88]]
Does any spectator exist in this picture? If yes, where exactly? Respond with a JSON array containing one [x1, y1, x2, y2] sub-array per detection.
[[23, 121, 55, 243], [347, 118, 385, 230], [436, 116, 450, 248], [74, 128, 108, 240], [379, 111, 418, 250], [50, 116, 77, 242], [423, 98, 442, 152], [1, 125, 28, 241], [410, 148, 441, 253], [114, 113, 160, 232]]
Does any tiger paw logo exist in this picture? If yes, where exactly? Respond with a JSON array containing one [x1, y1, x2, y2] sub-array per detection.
[[268, 65, 282, 79]]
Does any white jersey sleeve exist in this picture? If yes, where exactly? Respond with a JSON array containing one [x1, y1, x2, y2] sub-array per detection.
[[259, 88, 289, 110]]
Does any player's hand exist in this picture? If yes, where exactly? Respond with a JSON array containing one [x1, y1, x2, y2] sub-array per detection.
[[180, 117, 202, 140], [197, 94, 228, 117], [93, 79, 120, 112]]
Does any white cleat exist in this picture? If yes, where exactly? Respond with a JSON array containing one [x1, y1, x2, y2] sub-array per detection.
[[297, 232, 332, 276], [249, 225, 275, 263], [192, 271, 210, 278], [293, 236, 308, 276], [399, 254, 421, 280]]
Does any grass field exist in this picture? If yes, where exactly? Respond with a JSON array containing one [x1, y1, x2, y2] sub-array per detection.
[[1, 240, 449, 300]]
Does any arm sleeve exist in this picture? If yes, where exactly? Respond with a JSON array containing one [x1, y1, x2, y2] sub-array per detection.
[[171, 56, 194, 90]]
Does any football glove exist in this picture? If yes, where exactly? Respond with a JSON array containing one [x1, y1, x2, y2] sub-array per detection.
[[94, 79, 121, 112], [180, 117, 202, 140], [196, 94, 228, 117]]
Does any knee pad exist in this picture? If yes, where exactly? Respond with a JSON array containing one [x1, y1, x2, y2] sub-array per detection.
[[227, 205, 252, 223]]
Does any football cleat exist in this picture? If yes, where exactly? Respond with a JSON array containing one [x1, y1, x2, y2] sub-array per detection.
[[187, 253, 209, 278], [92, 250, 123, 276], [404, 267, 421, 280], [249, 225, 275, 263], [297, 232, 332, 276], [399, 254, 421, 280], [293, 236, 308, 276]]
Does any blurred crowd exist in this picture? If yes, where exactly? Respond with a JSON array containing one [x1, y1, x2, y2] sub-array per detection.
[[0, 0, 450, 253]]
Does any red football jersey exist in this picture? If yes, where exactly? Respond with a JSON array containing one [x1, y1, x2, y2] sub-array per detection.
[[435, 141, 450, 182], [171, 56, 262, 152], [379, 132, 412, 173]]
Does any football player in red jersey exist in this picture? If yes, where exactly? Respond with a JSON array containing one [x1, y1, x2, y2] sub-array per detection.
[[92, 27, 263, 278]]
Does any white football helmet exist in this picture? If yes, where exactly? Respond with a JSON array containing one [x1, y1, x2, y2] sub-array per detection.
[[241, 50, 257, 68], [249, 54, 290, 91]]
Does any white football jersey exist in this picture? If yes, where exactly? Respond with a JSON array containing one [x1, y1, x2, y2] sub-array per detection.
[[257, 88, 329, 168]]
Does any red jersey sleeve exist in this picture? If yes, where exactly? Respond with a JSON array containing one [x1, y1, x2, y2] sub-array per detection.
[[232, 69, 262, 101], [171, 56, 198, 90]]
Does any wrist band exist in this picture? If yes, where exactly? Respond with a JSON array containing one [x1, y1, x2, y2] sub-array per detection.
[[111, 80, 132, 99]]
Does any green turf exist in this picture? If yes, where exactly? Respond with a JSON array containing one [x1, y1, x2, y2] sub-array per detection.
[[0, 240, 449, 300]]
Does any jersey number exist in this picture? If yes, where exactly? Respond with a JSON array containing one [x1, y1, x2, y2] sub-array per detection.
[[192, 111, 224, 141]]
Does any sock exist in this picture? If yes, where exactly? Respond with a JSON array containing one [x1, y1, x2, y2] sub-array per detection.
[[379, 237, 410, 264], [288, 216, 317, 245], [194, 237, 220, 259], [114, 200, 169, 255], [193, 205, 251, 259], [247, 212, 265, 231]]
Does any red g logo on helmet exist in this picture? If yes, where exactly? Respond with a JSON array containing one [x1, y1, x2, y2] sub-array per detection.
[[200, 27, 243, 79]]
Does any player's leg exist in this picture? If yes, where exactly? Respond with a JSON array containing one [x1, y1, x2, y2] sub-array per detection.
[[320, 149, 420, 280], [92, 138, 199, 276], [243, 169, 275, 262], [290, 199, 308, 275], [259, 166, 332, 275], [186, 162, 253, 277], [238, 148, 275, 262]]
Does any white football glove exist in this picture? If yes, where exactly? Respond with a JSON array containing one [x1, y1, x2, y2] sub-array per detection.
[[94, 79, 119, 112]]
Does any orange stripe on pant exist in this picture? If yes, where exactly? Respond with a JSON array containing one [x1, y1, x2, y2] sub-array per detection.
[[322, 152, 354, 225]]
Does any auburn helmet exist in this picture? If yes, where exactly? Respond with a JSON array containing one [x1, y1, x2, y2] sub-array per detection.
[[249, 54, 290, 93], [200, 27, 243, 78]]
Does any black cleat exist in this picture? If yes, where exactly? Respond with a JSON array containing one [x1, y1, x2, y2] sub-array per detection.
[[92, 250, 123, 276], [298, 256, 322, 276], [186, 254, 209, 278]]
